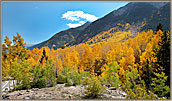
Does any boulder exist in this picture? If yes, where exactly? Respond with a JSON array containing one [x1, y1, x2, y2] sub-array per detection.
[[24, 96, 30, 99]]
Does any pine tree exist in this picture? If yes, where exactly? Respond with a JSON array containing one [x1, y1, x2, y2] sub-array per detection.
[[40, 48, 48, 65], [151, 67, 170, 98], [156, 23, 163, 32]]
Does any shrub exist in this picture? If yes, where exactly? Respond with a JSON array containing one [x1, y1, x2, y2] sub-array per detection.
[[123, 66, 142, 90], [57, 75, 67, 84], [65, 78, 73, 87], [123, 66, 160, 99], [82, 77, 89, 85], [10, 58, 32, 90], [80, 71, 91, 85], [44, 59, 57, 87], [37, 77, 47, 88], [125, 85, 158, 99], [67, 70, 81, 85], [85, 76, 105, 99], [150, 67, 170, 98], [32, 59, 57, 88], [32, 64, 47, 88], [101, 58, 122, 88], [80, 71, 91, 77]]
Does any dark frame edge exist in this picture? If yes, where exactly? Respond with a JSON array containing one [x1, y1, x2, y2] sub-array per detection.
[[0, 0, 171, 100]]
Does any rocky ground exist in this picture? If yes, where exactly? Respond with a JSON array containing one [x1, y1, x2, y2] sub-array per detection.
[[2, 84, 127, 100]]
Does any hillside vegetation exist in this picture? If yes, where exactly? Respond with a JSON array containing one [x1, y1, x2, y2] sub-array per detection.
[[2, 24, 170, 99], [28, 2, 170, 50]]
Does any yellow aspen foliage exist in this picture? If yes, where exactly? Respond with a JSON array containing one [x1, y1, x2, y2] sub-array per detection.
[[50, 48, 56, 61], [28, 57, 37, 68], [70, 49, 80, 70], [140, 43, 156, 65], [120, 47, 135, 70], [2, 57, 11, 80], [118, 67, 125, 82], [2, 33, 28, 81], [56, 58, 63, 73], [80, 44, 94, 73], [29, 48, 42, 65], [151, 31, 162, 51], [63, 49, 80, 70], [92, 43, 102, 59]]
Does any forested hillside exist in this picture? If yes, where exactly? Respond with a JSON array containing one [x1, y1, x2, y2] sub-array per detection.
[[28, 2, 170, 50], [2, 23, 170, 99], [2, 2, 170, 100]]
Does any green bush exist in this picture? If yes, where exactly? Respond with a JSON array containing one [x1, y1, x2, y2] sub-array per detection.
[[67, 70, 81, 85], [123, 66, 160, 99], [125, 85, 158, 99], [32, 64, 47, 88], [36, 77, 47, 88], [80, 71, 91, 77], [65, 78, 73, 87], [101, 58, 122, 88], [85, 77, 106, 99], [10, 59, 32, 90], [57, 75, 67, 84], [150, 67, 170, 98], [80, 71, 91, 85], [82, 77, 89, 85], [32, 59, 57, 88], [44, 59, 57, 87]]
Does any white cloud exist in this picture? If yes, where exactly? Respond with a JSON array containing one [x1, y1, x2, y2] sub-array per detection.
[[62, 11, 98, 22], [67, 23, 82, 28], [79, 21, 86, 24], [66, 21, 86, 28]]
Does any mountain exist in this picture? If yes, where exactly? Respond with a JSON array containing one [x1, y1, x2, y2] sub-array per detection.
[[69, 2, 168, 45], [25, 44, 35, 48], [28, 2, 170, 50], [28, 22, 91, 50], [147, 2, 168, 9], [141, 3, 170, 31]]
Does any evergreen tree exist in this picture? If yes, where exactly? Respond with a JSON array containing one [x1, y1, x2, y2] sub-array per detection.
[[39, 48, 48, 64], [156, 23, 163, 32], [155, 24, 170, 87], [151, 67, 170, 98]]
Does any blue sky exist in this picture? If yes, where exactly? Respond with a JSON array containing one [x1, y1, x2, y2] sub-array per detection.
[[2, 2, 128, 44]]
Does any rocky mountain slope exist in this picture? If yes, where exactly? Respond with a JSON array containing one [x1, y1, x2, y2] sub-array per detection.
[[28, 22, 90, 50], [141, 3, 170, 31], [70, 2, 168, 45], [28, 2, 170, 50]]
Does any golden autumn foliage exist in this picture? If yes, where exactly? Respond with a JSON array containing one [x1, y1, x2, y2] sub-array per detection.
[[22, 29, 163, 82], [2, 29, 163, 79], [2, 26, 170, 99]]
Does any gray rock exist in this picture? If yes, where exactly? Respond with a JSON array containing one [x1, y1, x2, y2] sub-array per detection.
[[69, 86, 76, 89], [7, 91, 19, 96], [24, 96, 30, 99]]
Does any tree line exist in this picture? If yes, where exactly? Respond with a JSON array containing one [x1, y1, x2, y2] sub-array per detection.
[[2, 24, 170, 99]]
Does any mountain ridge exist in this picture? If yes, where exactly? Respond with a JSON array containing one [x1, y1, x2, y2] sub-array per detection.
[[28, 2, 170, 50], [27, 22, 91, 50], [69, 2, 167, 45]]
